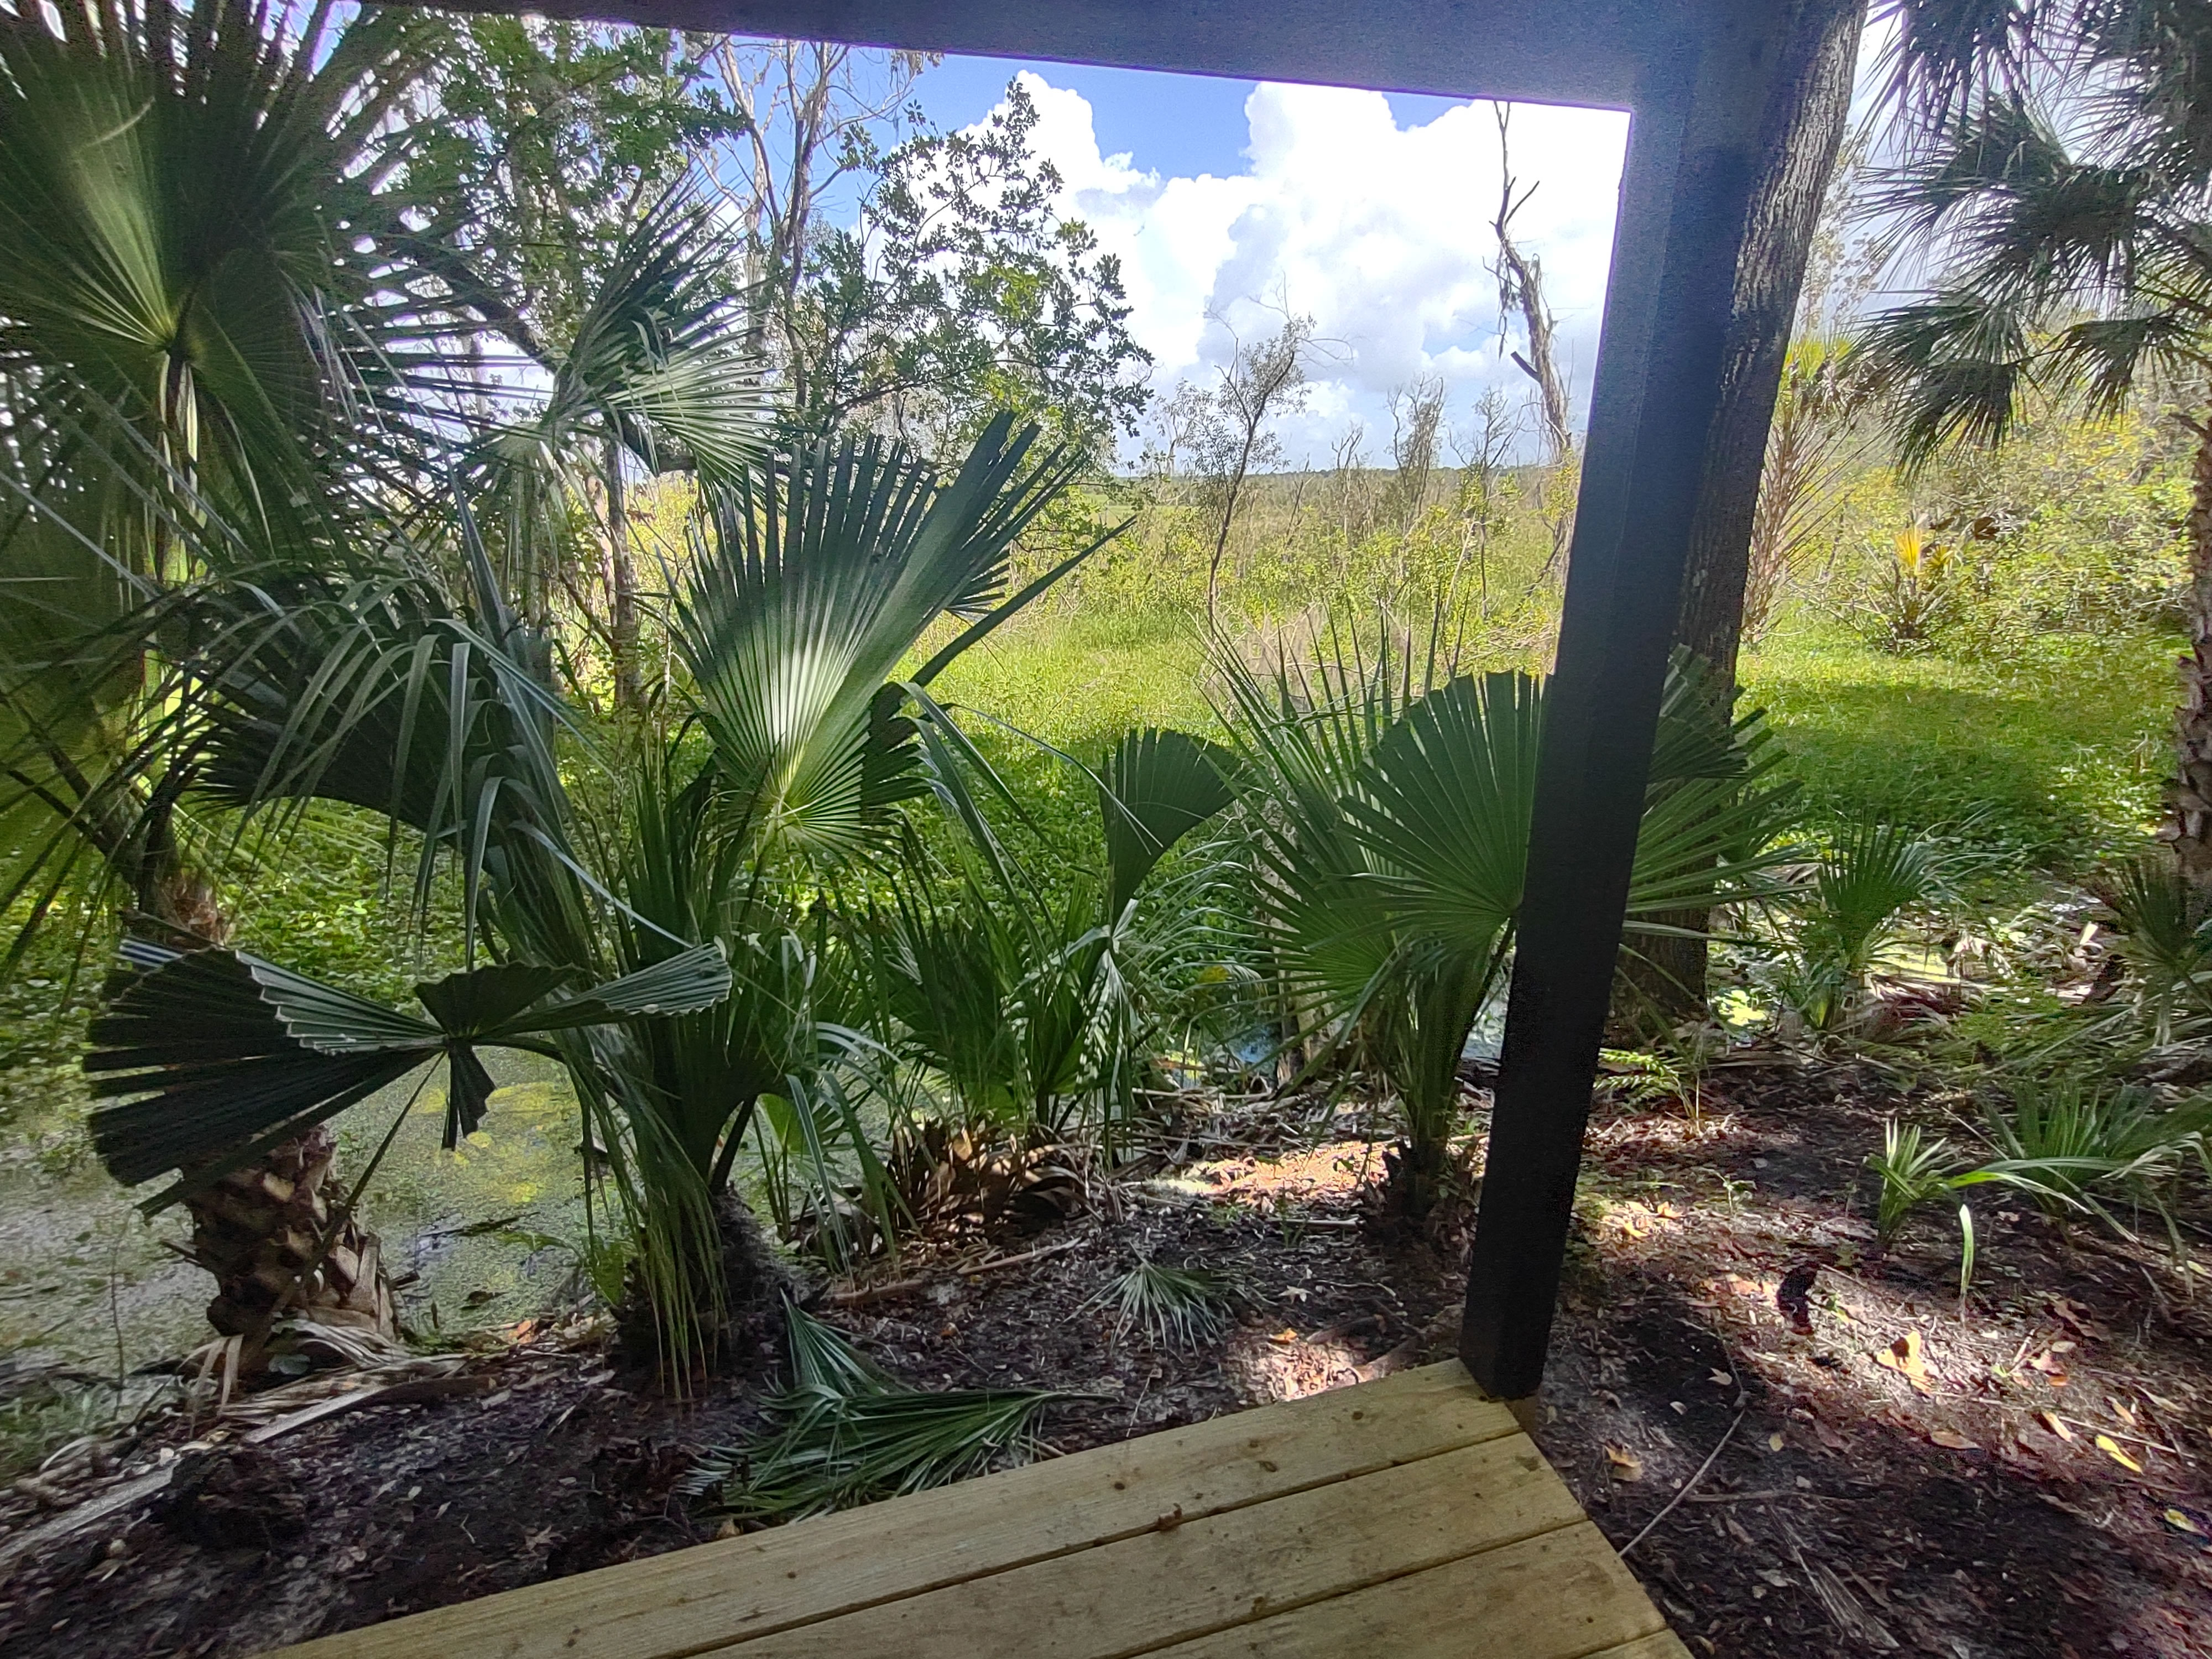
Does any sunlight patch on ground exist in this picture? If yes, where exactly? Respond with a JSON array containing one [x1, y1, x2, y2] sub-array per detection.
[[1186, 1139, 1380, 1209]]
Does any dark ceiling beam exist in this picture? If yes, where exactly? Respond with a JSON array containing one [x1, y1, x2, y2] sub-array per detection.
[[392, 0, 1710, 107]]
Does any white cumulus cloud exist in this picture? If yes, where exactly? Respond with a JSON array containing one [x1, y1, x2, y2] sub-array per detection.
[[989, 73, 1630, 467]]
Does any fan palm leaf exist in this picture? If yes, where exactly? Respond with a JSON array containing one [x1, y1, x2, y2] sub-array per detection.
[[1220, 627, 1799, 1209], [471, 180, 773, 619], [670, 413, 1093, 867], [83, 935, 730, 1206], [0, 0, 460, 530], [1100, 727, 1238, 921]]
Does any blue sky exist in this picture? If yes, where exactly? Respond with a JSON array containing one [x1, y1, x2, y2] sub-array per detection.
[[918, 56, 1475, 186], [904, 59, 1632, 467]]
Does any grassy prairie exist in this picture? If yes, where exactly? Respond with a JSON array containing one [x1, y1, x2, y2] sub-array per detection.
[[1741, 619, 2177, 867], [936, 599, 2180, 874]]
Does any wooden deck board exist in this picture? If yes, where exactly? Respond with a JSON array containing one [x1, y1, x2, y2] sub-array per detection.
[[276, 1362, 1678, 1659]]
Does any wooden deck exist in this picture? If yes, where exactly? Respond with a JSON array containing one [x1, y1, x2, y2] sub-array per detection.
[[279, 1360, 1685, 1659]]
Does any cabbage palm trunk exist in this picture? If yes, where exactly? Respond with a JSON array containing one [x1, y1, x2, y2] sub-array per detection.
[[185, 1123, 395, 1361]]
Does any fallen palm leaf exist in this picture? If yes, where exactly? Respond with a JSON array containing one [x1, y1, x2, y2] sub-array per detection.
[[684, 1302, 1070, 1522], [1082, 1259, 1239, 1350]]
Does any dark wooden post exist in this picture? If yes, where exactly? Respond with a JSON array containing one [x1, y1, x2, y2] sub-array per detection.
[[1459, 14, 1792, 1401]]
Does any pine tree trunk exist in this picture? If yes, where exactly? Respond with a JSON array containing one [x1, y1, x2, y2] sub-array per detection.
[[607, 435, 642, 714], [1634, 0, 1865, 1019], [2162, 415, 2212, 876]]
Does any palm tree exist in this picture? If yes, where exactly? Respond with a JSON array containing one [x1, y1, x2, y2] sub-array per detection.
[[144, 415, 1117, 1375], [471, 182, 773, 708], [0, 0, 471, 1363], [1219, 626, 1798, 1216], [0, 0, 462, 928], [1859, 1, 2212, 867], [0, 0, 463, 533]]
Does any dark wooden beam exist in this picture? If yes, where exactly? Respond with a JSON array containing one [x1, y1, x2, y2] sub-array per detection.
[[394, 0, 1682, 106], [1457, 6, 1800, 1400]]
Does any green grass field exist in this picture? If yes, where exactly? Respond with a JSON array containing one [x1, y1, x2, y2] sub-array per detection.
[[937, 601, 2180, 875]]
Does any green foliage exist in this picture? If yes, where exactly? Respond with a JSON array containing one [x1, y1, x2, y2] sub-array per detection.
[[1777, 821, 1952, 1029], [1979, 1075, 2212, 1252], [791, 78, 1151, 454], [1867, 1117, 1979, 1246], [81, 937, 730, 1203], [687, 1301, 1067, 1522], [1743, 623, 2176, 872], [1219, 626, 1798, 1212], [0, 0, 458, 517], [1100, 728, 1237, 921], [409, 18, 743, 342], [0, 1374, 128, 1481], [863, 715, 1237, 1164], [1092, 464, 1568, 643], [2093, 853, 2212, 1045], [1085, 1258, 1238, 1350], [1846, 523, 1966, 654], [471, 182, 774, 627]]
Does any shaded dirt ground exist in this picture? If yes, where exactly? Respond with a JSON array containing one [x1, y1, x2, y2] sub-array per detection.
[[2, 1062, 2209, 1657]]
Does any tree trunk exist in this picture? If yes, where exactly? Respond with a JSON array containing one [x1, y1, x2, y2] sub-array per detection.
[[2162, 415, 2212, 875], [1672, 0, 1865, 686], [1635, 0, 1865, 1019], [132, 874, 402, 1376], [607, 435, 643, 714], [186, 1123, 397, 1368]]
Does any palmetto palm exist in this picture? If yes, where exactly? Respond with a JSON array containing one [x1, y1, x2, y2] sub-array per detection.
[[1219, 628, 1797, 1214], [153, 415, 1108, 1370], [864, 723, 1239, 1176], [1862, 1, 2212, 865], [0, 0, 466, 941], [0, 0, 460, 529], [471, 182, 773, 703]]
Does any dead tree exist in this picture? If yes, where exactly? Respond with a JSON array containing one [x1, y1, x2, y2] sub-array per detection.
[[1491, 105, 1573, 465], [1198, 315, 1312, 628]]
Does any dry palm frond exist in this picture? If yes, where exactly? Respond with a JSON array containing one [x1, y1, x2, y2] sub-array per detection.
[[684, 1302, 1068, 1522], [1085, 1259, 1239, 1350]]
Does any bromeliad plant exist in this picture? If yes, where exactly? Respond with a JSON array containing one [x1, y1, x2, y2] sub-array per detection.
[[1218, 623, 1800, 1215]]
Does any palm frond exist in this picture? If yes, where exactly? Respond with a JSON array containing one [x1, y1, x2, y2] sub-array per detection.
[[82, 937, 730, 1202], [1084, 1259, 1238, 1350], [1100, 728, 1238, 920], [685, 1301, 1067, 1522], [0, 0, 465, 522], [670, 415, 1093, 868]]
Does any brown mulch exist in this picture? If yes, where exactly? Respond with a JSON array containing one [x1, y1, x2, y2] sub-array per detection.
[[2, 1062, 2209, 1657]]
